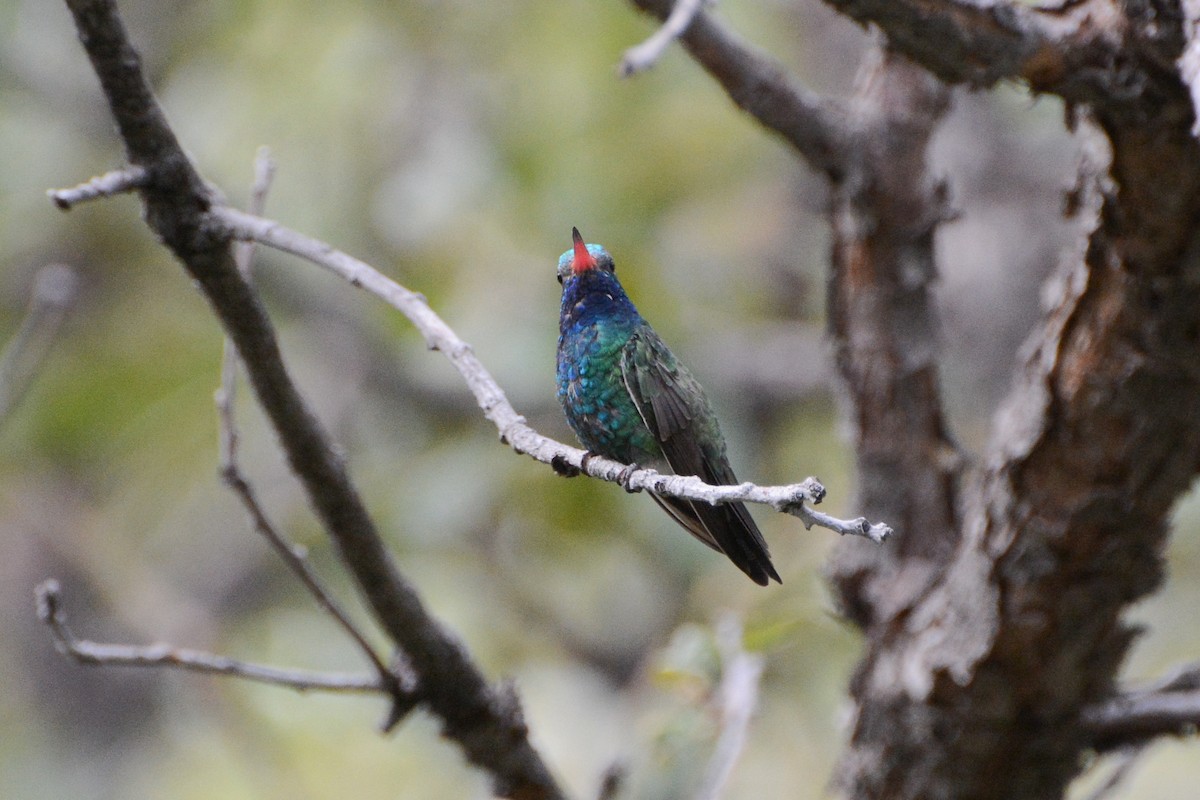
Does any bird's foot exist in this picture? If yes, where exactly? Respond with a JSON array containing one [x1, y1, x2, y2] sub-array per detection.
[[551, 454, 581, 478], [616, 463, 642, 494]]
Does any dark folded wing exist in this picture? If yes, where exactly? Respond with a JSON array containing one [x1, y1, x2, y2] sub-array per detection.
[[620, 331, 780, 585]]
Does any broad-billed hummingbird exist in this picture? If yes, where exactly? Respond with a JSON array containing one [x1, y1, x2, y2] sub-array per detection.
[[555, 228, 780, 585]]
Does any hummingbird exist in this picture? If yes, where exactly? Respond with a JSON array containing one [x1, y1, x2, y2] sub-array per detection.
[[555, 228, 780, 585]]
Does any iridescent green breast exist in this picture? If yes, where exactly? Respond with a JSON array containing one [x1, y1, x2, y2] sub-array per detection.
[[557, 321, 660, 464]]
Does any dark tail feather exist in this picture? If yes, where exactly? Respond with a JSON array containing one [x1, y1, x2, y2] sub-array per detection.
[[650, 493, 781, 586]]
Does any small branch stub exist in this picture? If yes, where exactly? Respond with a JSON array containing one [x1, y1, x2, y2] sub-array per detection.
[[620, 0, 706, 76], [49, 166, 148, 209], [797, 506, 893, 543]]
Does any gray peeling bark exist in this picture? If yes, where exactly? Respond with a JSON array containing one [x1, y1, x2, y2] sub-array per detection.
[[824, 5, 1200, 800]]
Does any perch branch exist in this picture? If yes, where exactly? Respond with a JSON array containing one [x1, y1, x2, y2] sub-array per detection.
[[36, 579, 386, 694], [619, 0, 705, 76], [212, 206, 893, 544]]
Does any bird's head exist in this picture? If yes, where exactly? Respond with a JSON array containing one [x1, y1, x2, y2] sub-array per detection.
[[557, 227, 615, 284]]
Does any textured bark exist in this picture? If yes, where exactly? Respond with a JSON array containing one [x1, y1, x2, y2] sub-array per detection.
[[629, 0, 1200, 797], [824, 51, 961, 630], [825, 4, 1200, 800]]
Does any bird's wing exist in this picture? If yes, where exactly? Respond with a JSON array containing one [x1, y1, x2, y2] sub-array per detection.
[[620, 331, 779, 585]]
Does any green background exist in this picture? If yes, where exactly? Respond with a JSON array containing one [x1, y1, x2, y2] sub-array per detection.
[[0, 1, 1196, 797]]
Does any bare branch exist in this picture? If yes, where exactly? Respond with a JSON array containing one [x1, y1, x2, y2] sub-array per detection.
[[36, 579, 386, 695], [212, 206, 892, 543], [1083, 663, 1200, 753], [213, 140, 414, 733], [0, 263, 78, 422], [819, 0, 1123, 100], [693, 615, 764, 800], [1084, 690, 1200, 750], [629, 0, 850, 176], [48, 165, 148, 209], [219, 468, 418, 718], [619, 0, 705, 76]]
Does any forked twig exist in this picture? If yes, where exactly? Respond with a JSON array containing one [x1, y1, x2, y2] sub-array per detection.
[[214, 148, 416, 729], [36, 579, 387, 694]]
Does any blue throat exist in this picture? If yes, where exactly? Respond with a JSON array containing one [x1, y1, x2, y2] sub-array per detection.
[[558, 268, 642, 336]]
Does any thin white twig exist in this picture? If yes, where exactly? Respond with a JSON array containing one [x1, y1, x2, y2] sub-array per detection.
[[235, 147, 276, 279], [217, 146, 276, 467], [36, 579, 385, 694], [693, 614, 764, 800], [212, 151, 413, 724], [620, 0, 706, 77], [212, 206, 894, 544], [48, 166, 148, 209], [0, 264, 78, 422], [220, 469, 412, 690], [796, 505, 892, 543]]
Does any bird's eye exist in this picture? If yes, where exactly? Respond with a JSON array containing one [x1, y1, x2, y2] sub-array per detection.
[[557, 274, 563, 285]]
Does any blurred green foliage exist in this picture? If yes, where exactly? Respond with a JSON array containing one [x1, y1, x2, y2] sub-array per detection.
[[0, 0, 1196, 798]]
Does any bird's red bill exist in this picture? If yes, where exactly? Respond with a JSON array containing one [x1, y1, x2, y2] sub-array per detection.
[[571, 227, 597, 273]]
